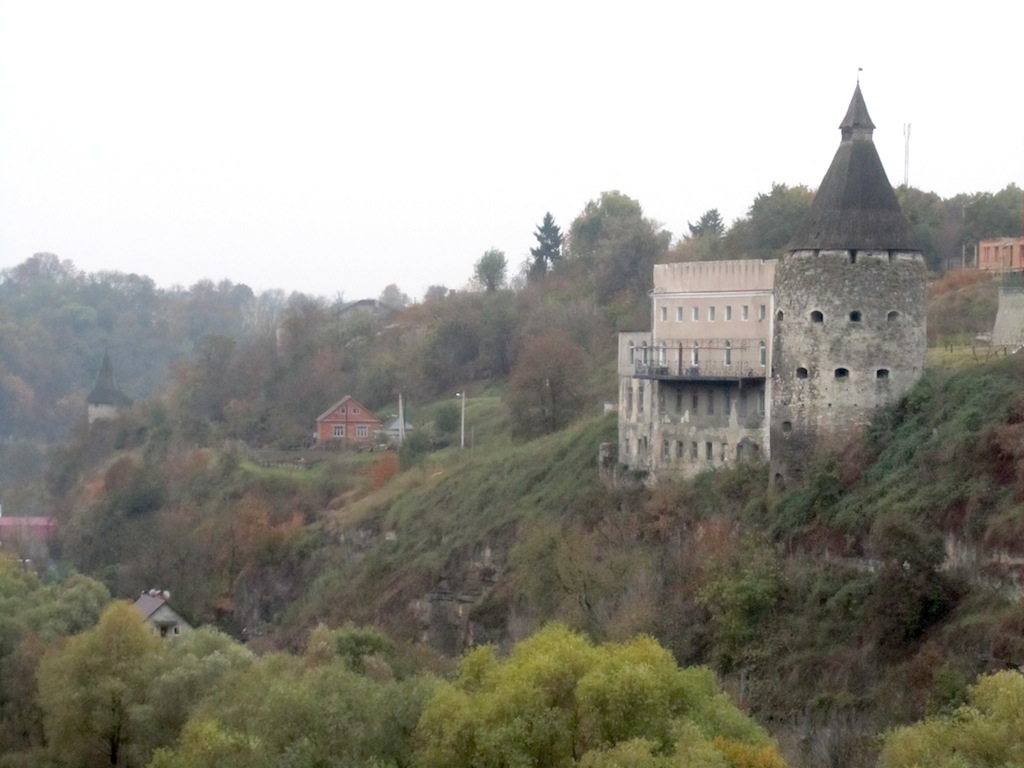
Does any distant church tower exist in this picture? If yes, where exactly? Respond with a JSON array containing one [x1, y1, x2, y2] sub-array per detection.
[[87, 352, 132, 424], [770, 85, 927, 486]]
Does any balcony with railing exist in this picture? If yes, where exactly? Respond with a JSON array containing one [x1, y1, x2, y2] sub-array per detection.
[[628, 338, 767, 382]]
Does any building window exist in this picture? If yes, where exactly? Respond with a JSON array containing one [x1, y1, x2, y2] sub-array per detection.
[[721, 443, 728, 461], [759, 304, 767, 321], [705, 442, 714, 460], [796, 367, 809, 379], [660, 306, 667, 322], [676, 306, 683, 321], [738, 392, 748, 417], [725, 305, 732, 321], [628, 342, 635, 363], [810, 310, 823, 323], [638, 383, 644, 412], [835, 368, 850, 379], [352, 407, 361, 414], [782, 420, 792, 433], [887, 311, 899, 322], [691, 344, 699, 365], [758, 391, 766, 415], [876, 369, 890, 379], [339, 406, 347, 414], [626, 385, 633, 414], [690, 441, 698, 460], [725, 391, 732, 415], [662, 439, 670, 459], [708, 306, 716, 322], [676, 440, 684, 459], [333, 425, 345, 438], [759, 341, 767, 367], [849, 250, 857, 264], [692, 306, 699, 321], [742, 305, 749, 321], [707, 391, 714, 415], [724, 340, 732, 366], [357, 425, 369, 438], [775, 310, 783, 322], [676, 390, 684, 412], [692, 392, 699, 410], [849, 311, 862, 322]]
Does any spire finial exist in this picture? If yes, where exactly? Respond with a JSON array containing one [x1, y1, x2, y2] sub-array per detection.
[[857, 67, 862, 85]]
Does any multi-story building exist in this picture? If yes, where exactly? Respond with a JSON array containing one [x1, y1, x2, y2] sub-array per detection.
[[618, 84, 927, 485]]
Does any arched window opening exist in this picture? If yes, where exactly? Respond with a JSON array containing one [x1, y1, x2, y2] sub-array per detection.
[[849, 311, 862, 322], [834, 367, 849, 379], [810, 310, 823, 323], [876, 369, 890, 379], [887, 311, 899, 322], [796, 367, 808, 379], [782, 420, 792, 433], [776, 310, 784, 322]]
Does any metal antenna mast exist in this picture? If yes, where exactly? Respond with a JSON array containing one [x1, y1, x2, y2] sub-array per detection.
[[903, 123, 911, 186]]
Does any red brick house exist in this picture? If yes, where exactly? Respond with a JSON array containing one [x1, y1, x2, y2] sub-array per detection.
[[315, 395, 382, 448]]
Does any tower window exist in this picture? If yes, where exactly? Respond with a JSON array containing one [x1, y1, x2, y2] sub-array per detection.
[[849, 311, 862, 322], [876, 369, 890, 379], [782, 420, 792, 433], [776, 310, 784, 322], [810, 310, 823, 323], [796, 367, 809, 379], [849, 250, 857, 264], [835, 368, 849, 379], [887, 311, 899, 322]]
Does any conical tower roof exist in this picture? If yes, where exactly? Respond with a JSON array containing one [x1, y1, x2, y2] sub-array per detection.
[[87, 352, 132, 407], [787, 84, 921, 251]]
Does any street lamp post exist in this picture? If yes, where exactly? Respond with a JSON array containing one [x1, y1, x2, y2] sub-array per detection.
[[457, 391, 466, 449]]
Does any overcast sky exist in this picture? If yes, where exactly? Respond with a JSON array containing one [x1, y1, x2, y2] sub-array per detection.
[[1, 1, 1020, 302]]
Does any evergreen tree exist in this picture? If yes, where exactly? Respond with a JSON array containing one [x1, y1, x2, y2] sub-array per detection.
[[529, 212, 564, 281]]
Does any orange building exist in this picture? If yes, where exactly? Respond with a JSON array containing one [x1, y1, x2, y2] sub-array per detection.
[[978, 237, 1024, 273], [314, 395, 382, 448]]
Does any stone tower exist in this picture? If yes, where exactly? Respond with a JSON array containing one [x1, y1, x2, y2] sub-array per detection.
[[87, 351, 132, 424], [770, 85, 927, 486]]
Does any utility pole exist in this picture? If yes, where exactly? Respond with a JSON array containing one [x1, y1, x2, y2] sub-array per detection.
[[457, 391, 466, 449]]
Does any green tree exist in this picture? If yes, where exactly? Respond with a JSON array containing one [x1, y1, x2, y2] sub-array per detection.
[[530, 212, 564, 281], [474, 249, 508, 293], [37, 601, 164, 767], [879, 669, 1024, 768], [415, 623, 785, 768], [688, 208, 725, 238], [567, 191, 671, 302], [723, 183, 814, 260]]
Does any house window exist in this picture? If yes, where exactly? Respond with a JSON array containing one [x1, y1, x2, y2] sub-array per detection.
[[725, 391, 732, 415], [690, 441, 698, 460], [357, 425, 369, 438], [810, 310, 823, 323], [708, 306, 716, 321], [692, 306, 699, 321], [676, 306, 683, 321], [352, 407, 361, 414], [705, 442, 714, 460], [759, 341, 767, 366], [725, 305, 732, 321], [173, 626, 180, 635], [850, 311, 862, 322], [338, 406, 347, 414], [333, 425, 345, 438], [724, 340, 732, 366], [742, 305, 749, 321]]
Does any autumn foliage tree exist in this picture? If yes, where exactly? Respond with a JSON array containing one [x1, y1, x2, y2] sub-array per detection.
[[506, 329, 589, 438]]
